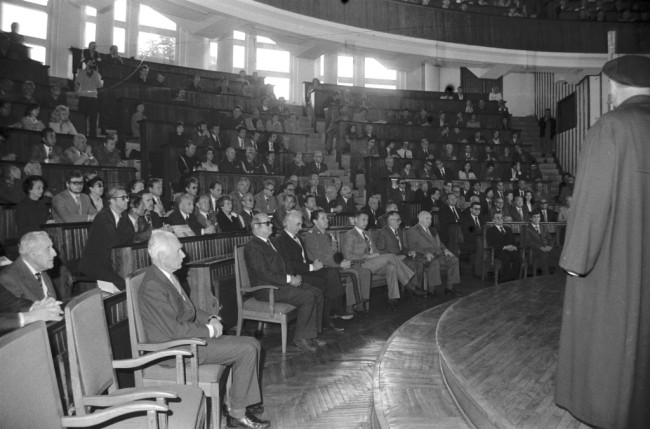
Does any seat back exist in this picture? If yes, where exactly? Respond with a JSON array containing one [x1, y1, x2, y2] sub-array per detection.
[[234, 245, 249, 312], [0, 322, 65, 429], [65, 289, 117, 414], [124, 268, 150, 385]]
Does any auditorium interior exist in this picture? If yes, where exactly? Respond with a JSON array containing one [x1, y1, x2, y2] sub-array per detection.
[[0, 0, 648, 428]]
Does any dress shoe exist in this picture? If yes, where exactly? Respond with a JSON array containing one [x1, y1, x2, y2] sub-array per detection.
[[405, 284, 427, 296], [247, 403, 265, 415], [293, 338, 317, 352], [327, 322, 344, 332], [311, 338, 328, 347], [331, 312, 354, 320], [444, 288, 463, 297], [227, 412, 271, 428]]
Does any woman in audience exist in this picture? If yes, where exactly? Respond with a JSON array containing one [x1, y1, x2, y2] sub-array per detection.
[[346, 124, 359, 140], [500, 146, 513, 163], [458, 161, 477, 180], [489, 85, 503, 101], [557, 195, 572, 222], [12, 103, 45, 131], [510, 131, 522, 146], [465, 99, 474, 114], [0, 165, 25, 203], [401, 161, 415, 179], [523, 190, 535, 217], [509, 161, 525, 181], [265, 113, 283, 133], [86, 176, 105, 211], [197, 147, 219, 171], [467, 114, 481, 128], [504, 190, 515, 214], [168, 121, 187, 147], [491, 130, 502, 145], [259, 96, 272, 114], [473, 131, 486, 144], [16, 175, 53, 236], [283, 112, 300, 134], [130, 101, 147, 138], [215, 195, 245, 233], [49, 105, 77, 135], [455, 112, 465, 127]]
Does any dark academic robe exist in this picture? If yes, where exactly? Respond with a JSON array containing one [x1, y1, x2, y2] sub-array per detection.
[[555, 95, 650, 429]]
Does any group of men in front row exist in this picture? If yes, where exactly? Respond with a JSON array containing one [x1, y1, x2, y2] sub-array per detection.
[[0, 196, 560, 429]]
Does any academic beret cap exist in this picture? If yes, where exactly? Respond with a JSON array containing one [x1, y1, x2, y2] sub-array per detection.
[[602, 55, 650, 87]]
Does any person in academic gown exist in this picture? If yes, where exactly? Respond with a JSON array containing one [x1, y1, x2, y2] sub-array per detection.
[[555, 55, 650, 429]]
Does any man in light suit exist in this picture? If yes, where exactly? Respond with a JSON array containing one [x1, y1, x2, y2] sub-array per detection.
[[244, 213, 325, 352], [138, 231, 270, 429], [253, 180, 277, 215], [375, 211, 427, 297], [0, 231, 58, 301], [52, 171, 97, 222], [405, 211, 461, 296], [341, 212, 415, 311]]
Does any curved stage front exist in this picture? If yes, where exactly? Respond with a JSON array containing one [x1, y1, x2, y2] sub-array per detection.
[[373, 275, 592, 429]]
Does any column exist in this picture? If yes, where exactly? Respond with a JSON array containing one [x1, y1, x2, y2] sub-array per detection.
[[423, 63, 440, 91], [47, 0, 82, 78], [322, 53, 337, 84], [216, 38, 233, 73]]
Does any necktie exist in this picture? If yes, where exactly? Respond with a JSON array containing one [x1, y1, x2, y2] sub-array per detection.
[[452, 207, 458, 221], [74, 194, 82, 214], [47, 147, 52, 159], [394, 229, 402, 250], [145, 212, 152, 226], [474, 216, 481, 231], [35, 272, 48, 299], [535, 226, 540, 234], [499, 227, 505, 234], [169, 275, 187, 302], [441, 168, 445, 176], [316, 163, 320, 170], [362, 231, 372, 253], [266, 239, 278, 253], [542, 211, 547, 222], [292, 235, 307, 263]]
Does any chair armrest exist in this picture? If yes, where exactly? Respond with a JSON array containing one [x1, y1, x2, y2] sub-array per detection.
[[83, 388, 177, 407], [60, 401, 168, 428], [241, 285, 279, 293], [112, 349, 193, 369], [138, 338, 206, 352]]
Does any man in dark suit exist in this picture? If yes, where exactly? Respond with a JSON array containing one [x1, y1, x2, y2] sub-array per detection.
[[321, 185, 343, 214], [79, 186, 130, 291], [177, 141, 200, 184], [218, 147, 241, 174], [30, 128, 64, 164], [375, 211, 426, 296], [335, 186, 357, 214], [166, 194, 216, 236], [438, 193, 463, 256], [117, 192, 168, 244], [207, 124, 226, 155], [486, 212, 522, 282], [460, 202, 485, 276], [138, 231, 270, 429], [508, 195, 528, 222], [238, 193, 259, 230], [389, 180, 415, 203], [303, 174, 326, 203], [148, 178, 171, 218], [0, 231, 58, 301], [275, 210, 346, 331], [522, 211, 560, 276], [0, 282, 62, 335], [404, 211, 461, 296], [538, 199, 557, 222], [360, 196, 382, 229], [244, 213, 325, 352], [230, 126, 249, 150], [304, 151, 328, 176], [434, 159, 454, 180]]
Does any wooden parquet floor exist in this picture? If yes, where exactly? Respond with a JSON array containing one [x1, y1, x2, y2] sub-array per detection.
[[237, 268, 491, 429]]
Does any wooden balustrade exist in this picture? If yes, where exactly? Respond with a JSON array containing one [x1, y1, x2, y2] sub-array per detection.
[[0, 58, 50, 86], [261, 0, 648, 53], [186, 256, 238, 330]]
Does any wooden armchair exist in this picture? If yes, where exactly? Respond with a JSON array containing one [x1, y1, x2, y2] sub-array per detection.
[[234, 245, 298, 353], [125, 269, 225, 429], [0, 322, 169, 429], [65, 289, 206, 429]]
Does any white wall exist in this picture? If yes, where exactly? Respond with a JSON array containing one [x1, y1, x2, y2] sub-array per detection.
[[438, 67, 460, 92], [503, 72, 535, 116]]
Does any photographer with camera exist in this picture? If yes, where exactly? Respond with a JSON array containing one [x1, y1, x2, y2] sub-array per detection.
[[75, 59, 103, 137]]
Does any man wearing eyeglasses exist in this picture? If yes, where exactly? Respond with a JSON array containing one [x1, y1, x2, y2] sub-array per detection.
[[79, 186, 131, 291], [244, 213, 325, 352], [52, 171, 97, 222], [253, 180, 277, 215]]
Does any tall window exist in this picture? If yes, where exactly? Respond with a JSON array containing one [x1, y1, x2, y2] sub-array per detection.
[[364, 58, 397, 89], [137, 4, 177, 63], [232, 30, 246, 70], [255, 35, 291, 100], [113, 0, 127, 53], [83, 6, 96, 48], [337, 55, 353, 86], [0, 0, 48, 63], [208, 41, 218, 68]]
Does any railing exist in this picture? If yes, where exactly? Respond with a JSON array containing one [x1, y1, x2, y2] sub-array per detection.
[[255, 0, 649, 53]]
